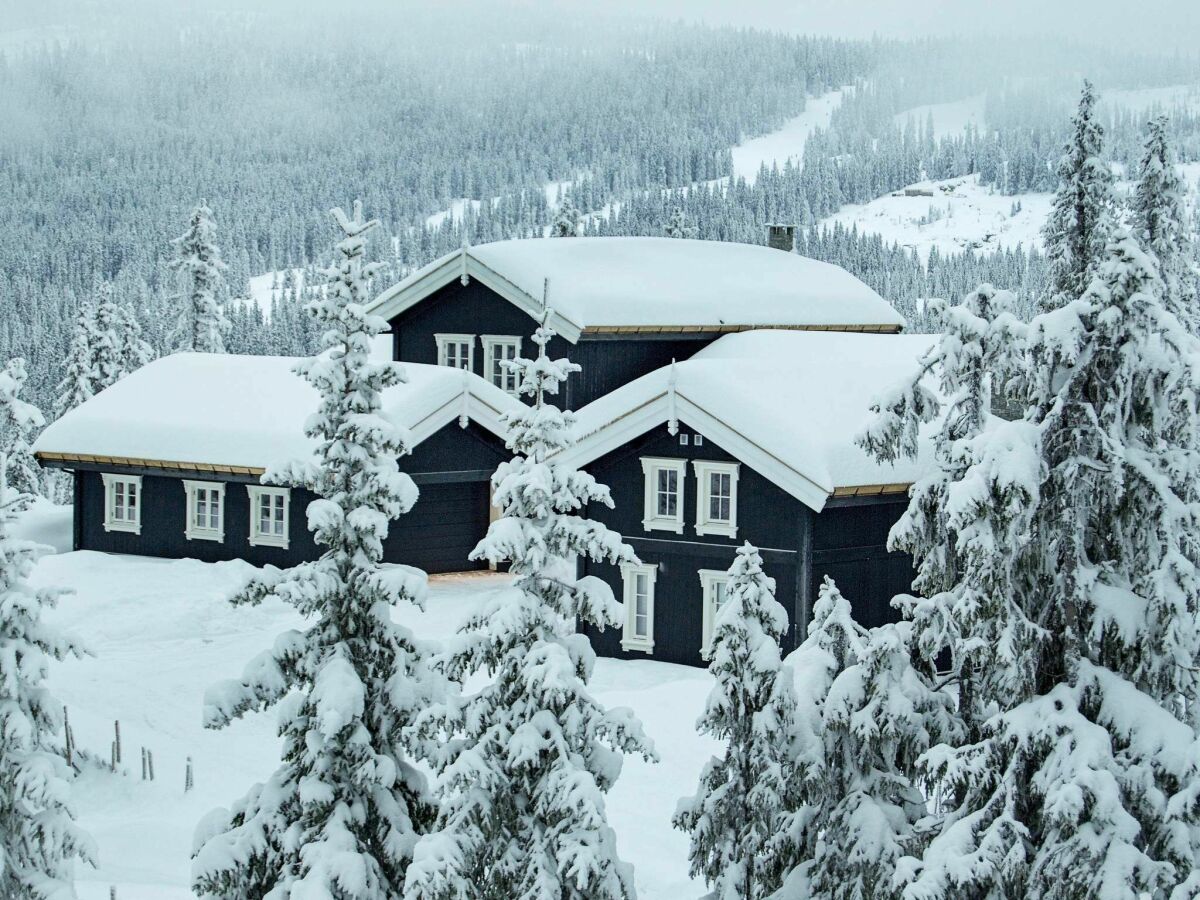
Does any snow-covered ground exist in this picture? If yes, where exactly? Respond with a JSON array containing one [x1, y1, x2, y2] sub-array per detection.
[[730, 89, 845, 183], [245, 267, 308, 317], [28, 507, 718, 899], [819, 173, 1053, 260]]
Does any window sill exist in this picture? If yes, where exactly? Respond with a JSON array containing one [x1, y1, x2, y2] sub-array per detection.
[[696, 522, 737, 538], [642, 518, 684, 535], [249, 535, 289, 550], [185, 530, 225, 543], [621, 639, 655, 654], [103, 521, 141, 536]]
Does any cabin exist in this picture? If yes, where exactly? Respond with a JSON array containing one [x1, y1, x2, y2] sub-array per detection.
[[557, 329, 933, 667], [34, 235, 929, 668], [33, 353, 522, 574]]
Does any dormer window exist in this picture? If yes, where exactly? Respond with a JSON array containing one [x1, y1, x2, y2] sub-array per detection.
[[481, 335, 521, 393], [436, 333, 474, 370]]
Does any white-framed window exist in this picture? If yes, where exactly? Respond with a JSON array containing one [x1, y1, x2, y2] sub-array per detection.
[[641, 457, 686, 534], [620, 562, 657, 653], [693, 460, 740, 538], [435, 333, 475, 370], [101, 473, 142, 535], [183, 479, 225, 542], [481, 335, 521, 394], [699, 569, 732, 660], [247, 486, 289, 549]]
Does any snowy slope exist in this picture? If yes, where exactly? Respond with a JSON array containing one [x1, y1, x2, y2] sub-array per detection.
[[819, 174, 1054, 261], [33, 541, 719, 899], [730, 89, 845, 183], [893, 94, 986, 138]]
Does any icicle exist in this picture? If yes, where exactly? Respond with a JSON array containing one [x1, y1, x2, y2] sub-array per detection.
[[459, 366, 470, 429], [667, 359, 679, 436]]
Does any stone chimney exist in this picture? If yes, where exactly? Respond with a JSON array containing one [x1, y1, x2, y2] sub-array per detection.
[[767, 224, 795, 252]]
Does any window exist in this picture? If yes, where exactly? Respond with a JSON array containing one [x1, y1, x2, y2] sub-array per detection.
[[481, 335, 521, 394], [248, 486, 290, 549], [435, 333, 475, 370], [699, 569, 731, 660], [693, 461, 740, 538], [101, 474, 142, 534], [621, 563, 657, 653], [183, 480, 225, 542], [641, 457, 686, 534]]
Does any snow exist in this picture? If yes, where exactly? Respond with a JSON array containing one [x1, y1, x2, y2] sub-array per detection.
[[28, 541, 719, 899], [893, 95, 987, 139], [1102, 84, 1200, 113], [32, 354, 522, 469], [404, 236, 904, 330], [245, 267, 308, 317], [820, 174, 1054, 262], [730, 89, 846, 183], [569, 329, 937, 498]]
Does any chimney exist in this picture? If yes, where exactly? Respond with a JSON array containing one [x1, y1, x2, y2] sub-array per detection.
[[767, 224, 795, 252]]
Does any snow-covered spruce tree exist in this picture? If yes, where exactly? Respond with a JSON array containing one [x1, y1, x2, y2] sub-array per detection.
[[869, 233, 1200, 899], [171, 200, 229, 353], [54, 301, 101, 420], [1131, 116, 1196, 327], [551, 194, 581, 237], [0, 359, 47, 498], [1042, 80, 1116, 312], [664, 207, 697, 239], [674, 543, 796, 900], [0, 358, 95, 897], [91, 283, 154, 392], [192, 203, 441, 899], [405, 320, 654, 900]]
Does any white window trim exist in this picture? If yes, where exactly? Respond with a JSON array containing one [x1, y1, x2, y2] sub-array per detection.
[[247, 486, 290, 549], [101, 473, 142, 535], [183, 479, 226, 543], [620, 562, 657, 653], [641, 457, 686, 534], [481, 335, 522, 393], [699, 569, 731, 661], [435, 333, 475, 370], [693, 460, 740, 538]]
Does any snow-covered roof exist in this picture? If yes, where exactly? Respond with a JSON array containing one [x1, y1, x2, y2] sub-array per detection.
[[559, 330, 938, 511], [369, 237, 904, 342], [33, 353, 521, 472]]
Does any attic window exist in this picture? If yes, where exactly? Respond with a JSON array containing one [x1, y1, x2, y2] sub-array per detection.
[[436, 333, 474, 370], [101, 473, 142, 535], [641, 457, 686, 534], [183, 480, 225, 542], [694, 460, 739, 538], [481, 335, 521, 394]]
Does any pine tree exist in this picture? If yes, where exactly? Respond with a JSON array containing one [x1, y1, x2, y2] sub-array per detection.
[[674, 543, 796, 900], [865, 235, 1200, 899], [192, 203, 441, 899], [0, 357, 95, 896], [1042, 81, 1116, 312], [171, 200, 230, 353], [1131, 115, 1196, 327], [405, 319, 654, 900], [54, 301, 101, 420], [551, 194, 581, 237]]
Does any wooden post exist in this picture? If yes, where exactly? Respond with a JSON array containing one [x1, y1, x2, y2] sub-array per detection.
[[147, 750, 154, 782], [185, 756, 194, 793], [63, 706, 73, 769], [141, 748, 147, 781], [113, 720, 122, 766]]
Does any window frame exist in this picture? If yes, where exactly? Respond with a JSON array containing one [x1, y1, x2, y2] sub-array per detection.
[[435, 333, 475, 371], [620, 562, 657, 653], [481, 335, 522, 394], [699, 568, 732, 660], [247, 485, 290, 549], [101, 473, 142, 535], [640, 457, 687, 534], [693, 460, 740, 538], [182, 479, 226, 543]]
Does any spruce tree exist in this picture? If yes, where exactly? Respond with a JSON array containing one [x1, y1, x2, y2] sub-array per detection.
[[1131, 116, 1196, 327], [1042, 81, 1116, 312], [664, 207, 697, 239], [405, 319, 654, 900], [674, 543, 796, 900], [192, 203, 441, 898], [171, 200, 230, 353], [0, 357, 94, 896], [551, 194, 581, 237], [0, 359, 45, 498], [865, 237, 1200, 899], [54, 301, 101, 420], [90, 283, 154, 392]]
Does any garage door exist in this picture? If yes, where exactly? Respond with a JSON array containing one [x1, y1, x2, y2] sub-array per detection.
[[384, 480, 491, 574]]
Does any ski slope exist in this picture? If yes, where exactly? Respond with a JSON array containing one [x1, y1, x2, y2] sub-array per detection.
[[27, 507, 720, 900], [730, 89, 846, 182]]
